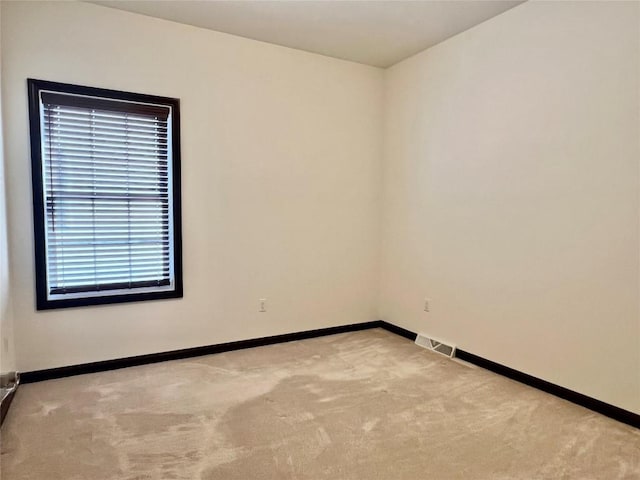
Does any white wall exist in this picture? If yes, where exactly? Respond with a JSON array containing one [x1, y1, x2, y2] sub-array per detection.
[[379, 0, 640, 413], [1, 1, 383, 372], [0, 3, 16, 376]]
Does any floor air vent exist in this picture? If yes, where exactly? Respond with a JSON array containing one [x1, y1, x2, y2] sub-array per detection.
[[415, 334, 456, 358]]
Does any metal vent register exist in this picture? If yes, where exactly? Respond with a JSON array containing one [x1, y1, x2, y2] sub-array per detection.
[[415, 334, 456, 358]]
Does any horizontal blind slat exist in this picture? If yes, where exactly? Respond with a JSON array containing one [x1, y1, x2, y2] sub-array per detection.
[[45, 121, 168, 137], [46, 144, 167, 157], [44, 127, 168, 143], [46, 246, 170, 255], [44, 117, 167, 133], [46, 153, 168, 164]]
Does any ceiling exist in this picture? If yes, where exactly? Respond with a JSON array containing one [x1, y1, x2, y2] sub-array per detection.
[[90, 1, 525, 68]]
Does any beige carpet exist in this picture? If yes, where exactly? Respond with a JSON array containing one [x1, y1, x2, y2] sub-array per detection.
[[1, 329, 638, 479]]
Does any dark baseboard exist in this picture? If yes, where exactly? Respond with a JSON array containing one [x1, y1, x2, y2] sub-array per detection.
[[378, 320, 417, 341], [18, 319, 638, 429], [20, 321, 383, 383], [377, 321, 638, 429], [455, 350, 640, 429]]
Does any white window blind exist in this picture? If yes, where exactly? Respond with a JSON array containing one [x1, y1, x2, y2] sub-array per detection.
[[40, 92, 174, 298]]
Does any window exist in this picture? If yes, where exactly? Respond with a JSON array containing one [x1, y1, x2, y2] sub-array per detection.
[[28, 79, 182, 310]]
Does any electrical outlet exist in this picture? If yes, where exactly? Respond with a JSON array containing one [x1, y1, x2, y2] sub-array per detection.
[[259, 298, 267, 313], [423, 298, 431, 313]]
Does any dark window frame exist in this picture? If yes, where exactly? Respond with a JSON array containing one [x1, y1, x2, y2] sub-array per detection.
[[28, 79, 183, 310]]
